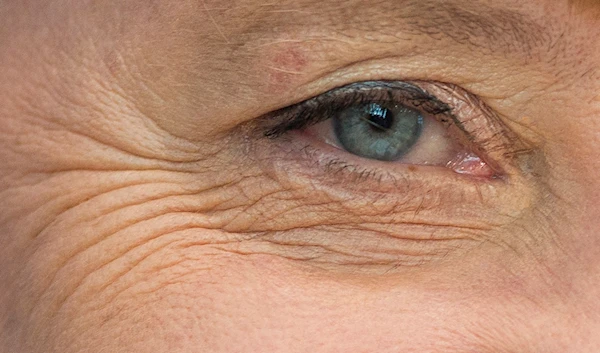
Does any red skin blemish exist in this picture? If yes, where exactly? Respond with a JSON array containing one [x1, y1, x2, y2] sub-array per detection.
[[263, 44, 309, 93]]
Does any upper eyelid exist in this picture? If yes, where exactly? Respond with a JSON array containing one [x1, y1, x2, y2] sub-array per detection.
[[261, 81, 453, 139]]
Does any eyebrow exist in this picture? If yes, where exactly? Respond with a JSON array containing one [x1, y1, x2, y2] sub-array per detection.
[[569, 0, 600, 17], [238, 0, 556, 61], [329, 0, 551, 59], [570, 0, 600, 9]]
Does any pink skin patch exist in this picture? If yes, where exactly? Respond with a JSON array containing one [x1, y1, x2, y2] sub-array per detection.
[[262, 43, 309, 93]]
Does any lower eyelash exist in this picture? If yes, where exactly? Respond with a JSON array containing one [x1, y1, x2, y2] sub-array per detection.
[[323, 158, 386, 184], [294, 140, 403, 186]]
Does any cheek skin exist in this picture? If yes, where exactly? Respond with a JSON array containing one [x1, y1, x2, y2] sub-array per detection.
[[0, 137, 581, 353], [8, 226, 568, 353]]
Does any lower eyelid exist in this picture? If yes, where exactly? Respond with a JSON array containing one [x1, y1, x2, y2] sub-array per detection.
[[241, 112, 535, 271], [251, 128, 508, 203]]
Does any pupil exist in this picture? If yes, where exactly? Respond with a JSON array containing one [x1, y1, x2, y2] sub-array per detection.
[[333, 101, 423, 162], [364, 103, 393, 131]]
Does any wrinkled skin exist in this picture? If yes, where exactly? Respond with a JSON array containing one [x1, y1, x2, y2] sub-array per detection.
[[1, 1, 600, 352]]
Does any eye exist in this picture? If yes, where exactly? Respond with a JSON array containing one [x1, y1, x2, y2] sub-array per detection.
[[262, 81, 499, 178], [330, 102, 423, 161]]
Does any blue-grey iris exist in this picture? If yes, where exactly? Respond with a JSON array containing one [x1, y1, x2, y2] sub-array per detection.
[[333, 103, 423, 161]]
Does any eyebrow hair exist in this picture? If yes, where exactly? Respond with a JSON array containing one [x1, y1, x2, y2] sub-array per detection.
[[238, 0, 557, 62], [328, 0, 552, 59], [569, 0, 600, 17], [570, 0, 600, 9]]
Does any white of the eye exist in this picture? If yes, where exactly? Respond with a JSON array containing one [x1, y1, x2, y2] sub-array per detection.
[[394, 117, 459, 165]]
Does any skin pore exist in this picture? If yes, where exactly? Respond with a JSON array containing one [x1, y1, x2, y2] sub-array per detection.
[[1, 0, 600, 352]]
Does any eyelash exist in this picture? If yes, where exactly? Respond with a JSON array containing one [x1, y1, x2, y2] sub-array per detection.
[[263, 81, 455, 139], [254, 80, 511, 182]]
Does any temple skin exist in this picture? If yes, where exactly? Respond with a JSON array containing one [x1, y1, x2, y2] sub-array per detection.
[[1, 0, 600, 352]]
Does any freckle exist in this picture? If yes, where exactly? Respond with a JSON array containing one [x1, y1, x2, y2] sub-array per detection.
[[408, 165, 417, 172]]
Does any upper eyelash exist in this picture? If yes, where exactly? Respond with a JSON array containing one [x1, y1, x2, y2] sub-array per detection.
[[262, 81, 454, 139], [249, 79, 529, 182]]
